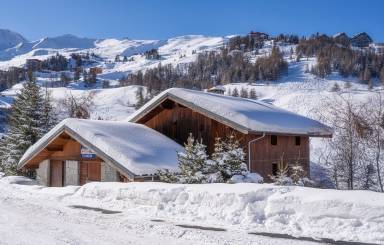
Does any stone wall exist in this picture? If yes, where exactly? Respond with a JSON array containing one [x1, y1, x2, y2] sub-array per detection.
[[36, 159, 50, 186]]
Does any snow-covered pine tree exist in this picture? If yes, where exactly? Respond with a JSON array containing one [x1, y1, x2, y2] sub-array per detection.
[[232, 87, 239, 97], [209, 137, 226, 182], [240, 87, 248, 98], [156, 169, 178, 183], [0, 71, 53, 174], [290, 160, 306, 185], [270, 155, 291, 185], [177, 133, 209, 183], [41, 86, 57, 133], [0, 135, 13, 175], [211, 134, 247, 182], [249, 88, 257, 99]]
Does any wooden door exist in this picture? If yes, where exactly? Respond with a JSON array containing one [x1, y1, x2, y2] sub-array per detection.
[[80, 161, 87, 185], [80, 161, 100, 185], [87, 162, 101, 182], [50, 160, 64, 187]]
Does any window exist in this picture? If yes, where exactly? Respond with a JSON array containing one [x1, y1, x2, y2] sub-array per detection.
[[272, 163, 278, 176], [171, 121, 177, 138], [271, 135, 277, 145], [295, 136, 301, 146]]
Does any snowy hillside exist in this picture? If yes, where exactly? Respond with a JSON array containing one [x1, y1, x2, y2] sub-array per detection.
[[0, 177, 383, 244], [0, 29, 226, 80]]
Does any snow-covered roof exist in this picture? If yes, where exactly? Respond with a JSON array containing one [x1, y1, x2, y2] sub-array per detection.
[[18, 118, 184, 177], [127, 88, 333, 137]]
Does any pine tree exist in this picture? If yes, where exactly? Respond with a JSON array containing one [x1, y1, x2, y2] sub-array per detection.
[[0, 136, 12, 175], [41, 86, 57, 133], [249, 88, 257, 99], [232, 87, 239, 97], [0, 72, 45, 174], [177, 133, 209, 183], [240, 87, 248, 98], [269, 156, 290, 185], [211, 134, 247, 182], [209, 137, 226, 182], [156, 169, 178, 183], [290, 161, 306, 185]]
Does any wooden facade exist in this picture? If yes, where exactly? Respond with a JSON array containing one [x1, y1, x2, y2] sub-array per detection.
[[23, 132, 122, 186], [137, 99, 310, 181]]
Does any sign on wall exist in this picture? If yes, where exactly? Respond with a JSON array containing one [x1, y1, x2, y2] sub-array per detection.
[[81, 146, 96, 159]]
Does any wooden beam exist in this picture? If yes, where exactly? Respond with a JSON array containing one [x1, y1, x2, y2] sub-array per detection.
[[46, 145, 64, 151]]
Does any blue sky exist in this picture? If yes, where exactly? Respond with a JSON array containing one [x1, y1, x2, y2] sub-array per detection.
[[0, 0, 383, 41]]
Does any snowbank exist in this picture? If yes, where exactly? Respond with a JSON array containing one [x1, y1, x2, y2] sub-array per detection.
[[1, 178, 383, 243], [65, 182, 384, 243], [0, 175, 38, 185]]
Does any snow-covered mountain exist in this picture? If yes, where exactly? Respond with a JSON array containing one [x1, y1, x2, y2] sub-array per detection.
[[0, 29, 27, 50], [0, 29, 225, 76], [32, 34, 96, 49]]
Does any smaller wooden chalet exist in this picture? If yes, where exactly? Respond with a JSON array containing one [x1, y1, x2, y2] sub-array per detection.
[[17, 119, 183, 186], [128, 88, 333, 181]]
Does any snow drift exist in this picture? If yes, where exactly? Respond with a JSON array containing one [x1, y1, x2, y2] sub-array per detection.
[[3, 177, 381, 244]]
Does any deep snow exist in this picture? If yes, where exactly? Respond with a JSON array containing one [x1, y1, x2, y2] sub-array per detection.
[[0, 176, 382, 244]]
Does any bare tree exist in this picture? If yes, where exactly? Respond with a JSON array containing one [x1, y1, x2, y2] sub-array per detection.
[[364, 92, 384, 191], [321, 94, 369, 190], [59, 91, 95, 119]]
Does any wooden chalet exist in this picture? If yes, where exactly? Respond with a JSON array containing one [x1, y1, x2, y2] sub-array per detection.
[[18, 88, 332, 186], [128, 88, 332, 181], [18, 119, 183, 187]]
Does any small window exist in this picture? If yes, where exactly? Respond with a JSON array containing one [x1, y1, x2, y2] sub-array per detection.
[[295, 136, 301, 146], [272, 163, 278, 176], [271, 135, 277, 145]]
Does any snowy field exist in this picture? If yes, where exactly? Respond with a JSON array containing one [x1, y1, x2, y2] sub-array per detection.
[[0, 176, 383, 245]]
